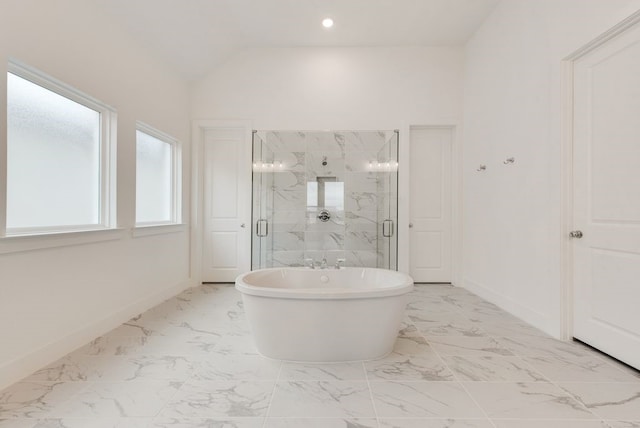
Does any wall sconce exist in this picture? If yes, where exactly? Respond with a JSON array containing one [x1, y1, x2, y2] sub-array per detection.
[[252, 161, 284, 171], [367, 160, 399, 171]]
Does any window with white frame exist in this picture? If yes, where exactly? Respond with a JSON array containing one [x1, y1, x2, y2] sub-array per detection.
[[6, 61, 116, 235], [135, 123, 181, 225]]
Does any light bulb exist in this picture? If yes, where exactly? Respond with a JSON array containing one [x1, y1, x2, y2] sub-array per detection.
[[322, 18, 334, 28]]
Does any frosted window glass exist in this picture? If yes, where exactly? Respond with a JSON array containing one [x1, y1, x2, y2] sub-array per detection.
[[136, 130, 172, 223], [7, 73, 101, 230]]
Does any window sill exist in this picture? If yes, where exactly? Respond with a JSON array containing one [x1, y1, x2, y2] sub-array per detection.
[[132, 223, 187, 238], [0, 228, 127, 255]]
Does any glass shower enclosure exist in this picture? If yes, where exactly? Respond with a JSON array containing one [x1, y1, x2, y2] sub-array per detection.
[[252, 130, 398, 270]]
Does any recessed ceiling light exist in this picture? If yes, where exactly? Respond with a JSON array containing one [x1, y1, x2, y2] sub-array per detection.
[[322, 18, 334, 28]]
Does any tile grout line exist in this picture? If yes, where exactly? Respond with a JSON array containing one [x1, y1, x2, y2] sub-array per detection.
[[5, 283, 637, 425], [416, 317, 498, 428], [586, 346, 640, 382], [260, 349, 283, 427], [415, 286, 617, 423], [539, 378, 635, 423], [0, 380, 93, 421], [471, 313, 560, 386], [363, 360, 382, 428], [416, 285, 609, 424], [495, 332, 612, 423], [149, 377, 187, 422]]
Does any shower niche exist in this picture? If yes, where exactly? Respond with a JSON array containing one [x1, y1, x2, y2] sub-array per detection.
[[252, 130, 398, 270]]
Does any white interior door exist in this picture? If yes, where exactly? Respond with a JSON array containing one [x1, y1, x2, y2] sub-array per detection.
[[202, 127, 251, 282], [572, 21, 640, 369], [409, 127, 452, 283]]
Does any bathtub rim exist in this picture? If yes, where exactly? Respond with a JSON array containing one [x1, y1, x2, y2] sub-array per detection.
[[235, 267, 414, 300]]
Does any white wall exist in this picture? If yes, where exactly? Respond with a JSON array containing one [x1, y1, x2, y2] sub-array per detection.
[[0, 0, 192, 389], [191, 46, 465, 275], [462, 0, 640, 337], [191, 47, 464, 129]]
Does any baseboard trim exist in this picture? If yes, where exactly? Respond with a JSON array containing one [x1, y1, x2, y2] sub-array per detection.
[[0, 278, 194, 391], [462, 277, 559, 338]]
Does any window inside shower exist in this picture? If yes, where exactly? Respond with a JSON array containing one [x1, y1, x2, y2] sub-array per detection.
[[251, 130, 398, 270]]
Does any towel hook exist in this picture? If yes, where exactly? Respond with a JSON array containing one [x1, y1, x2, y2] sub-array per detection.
[[503, 157, 515, 165], [477, 164, 486, 172]]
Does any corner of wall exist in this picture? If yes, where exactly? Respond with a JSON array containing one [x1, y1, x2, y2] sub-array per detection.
[[0, 278, 193, 391], [463, 277, 559, 338]]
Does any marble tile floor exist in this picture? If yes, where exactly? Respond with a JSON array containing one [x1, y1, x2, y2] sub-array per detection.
[[1, 283, 639, 428]]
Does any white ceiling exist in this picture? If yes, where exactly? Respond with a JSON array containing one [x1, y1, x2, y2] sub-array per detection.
[[95, 0, 501, 80]]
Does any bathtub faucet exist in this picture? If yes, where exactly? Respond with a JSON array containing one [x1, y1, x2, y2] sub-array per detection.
[[320, 257, 328, 269], [335, 258, 345, 269], [305, 257, 333, 269]]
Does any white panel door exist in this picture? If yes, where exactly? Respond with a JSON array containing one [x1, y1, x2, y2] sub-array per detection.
[[202, 128, 251, 282], [409, 127, 452, 283], [573, 22, 640, 369]]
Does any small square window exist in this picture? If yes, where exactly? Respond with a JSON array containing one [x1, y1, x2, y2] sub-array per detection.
[[135, 123, 181, 225]]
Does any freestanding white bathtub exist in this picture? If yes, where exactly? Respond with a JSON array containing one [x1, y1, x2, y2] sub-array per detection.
[[235, 267, 414, 362]]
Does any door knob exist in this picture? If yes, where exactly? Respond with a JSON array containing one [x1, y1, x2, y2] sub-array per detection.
[[409, 223, 414, 228], [569, 230, 583, 239], [240, 223, 246, 228]]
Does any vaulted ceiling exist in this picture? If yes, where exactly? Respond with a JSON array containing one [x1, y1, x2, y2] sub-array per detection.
[[95, 0, 501, 80]]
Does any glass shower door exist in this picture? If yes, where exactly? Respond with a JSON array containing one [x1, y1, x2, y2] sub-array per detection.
[[250, 130, 399, 271], [377, 131, 399, 270], [251, 131, 273, 269]]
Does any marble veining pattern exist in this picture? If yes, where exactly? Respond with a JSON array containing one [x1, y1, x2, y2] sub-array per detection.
[[364, 336, 455, 381], [557, 383, 640, 420], [52, 381, 182, 418], [462, 382, 597, 419], [160, 381, 274, 418], [2, 283, 639, 427], [441, 355, 547, 382], [263, 419, 378, 428], [278, 363, 366, 381], [370, 381, 485, 418], [378, 419, 494, 428], [268, 381, 375, 417], [254, 130, 400, 270]]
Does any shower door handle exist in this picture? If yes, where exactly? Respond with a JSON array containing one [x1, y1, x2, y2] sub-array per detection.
[[256, 219, 269, 237], [383, 219, 394, 238]]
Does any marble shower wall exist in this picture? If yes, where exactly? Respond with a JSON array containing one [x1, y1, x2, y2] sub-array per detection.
[[254, 130, 397, 268]]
